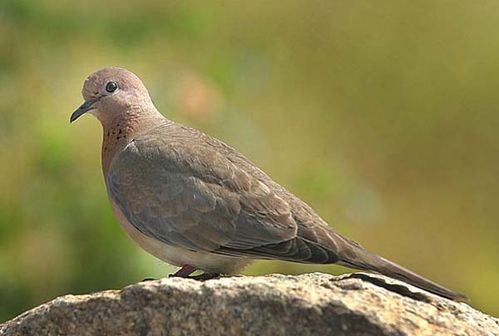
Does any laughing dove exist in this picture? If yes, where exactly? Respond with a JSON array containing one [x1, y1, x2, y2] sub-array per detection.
[[70, 67, 466, 301]]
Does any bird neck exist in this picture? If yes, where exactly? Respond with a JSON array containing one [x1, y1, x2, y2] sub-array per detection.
[[101, 109, 166, 177]]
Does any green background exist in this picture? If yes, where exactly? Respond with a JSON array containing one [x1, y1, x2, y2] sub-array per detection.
[[0, 0, 498, 321]]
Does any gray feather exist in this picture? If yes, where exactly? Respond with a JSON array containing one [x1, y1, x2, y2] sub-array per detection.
[[108, 123, 308, 255]]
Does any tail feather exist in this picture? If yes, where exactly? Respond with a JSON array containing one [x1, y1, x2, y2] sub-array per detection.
[[334, 235, 467, 301]]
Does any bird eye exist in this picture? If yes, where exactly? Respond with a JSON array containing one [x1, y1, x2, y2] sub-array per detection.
[[105, 81, 118, 93]]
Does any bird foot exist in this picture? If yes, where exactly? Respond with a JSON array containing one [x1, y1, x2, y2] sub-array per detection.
[[189, 272, 220, 281], [168, 271, 220, 281], [167, 265, 220, 281]]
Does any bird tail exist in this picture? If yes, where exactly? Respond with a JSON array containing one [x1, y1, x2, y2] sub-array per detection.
[[334, 235, 467, 301]]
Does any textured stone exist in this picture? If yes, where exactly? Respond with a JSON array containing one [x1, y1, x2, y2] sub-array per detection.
[[1, 273, 497, 336]]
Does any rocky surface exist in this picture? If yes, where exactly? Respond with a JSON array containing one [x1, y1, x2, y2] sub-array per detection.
[[1, 272, 497, 336]]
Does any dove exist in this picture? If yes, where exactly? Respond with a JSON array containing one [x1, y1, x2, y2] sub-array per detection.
[[70, 67, 466, 301]]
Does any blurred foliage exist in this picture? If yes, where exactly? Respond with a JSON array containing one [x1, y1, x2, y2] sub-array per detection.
[[0, 0, 498, 320]]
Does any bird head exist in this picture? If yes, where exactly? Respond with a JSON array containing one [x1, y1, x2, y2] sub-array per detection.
[[70, 67, 154, 125]]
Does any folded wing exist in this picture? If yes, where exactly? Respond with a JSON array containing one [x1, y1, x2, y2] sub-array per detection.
[[108, 127, 304, 256]]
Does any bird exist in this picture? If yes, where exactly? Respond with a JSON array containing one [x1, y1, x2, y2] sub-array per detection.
[[70, 67, 466, 301]]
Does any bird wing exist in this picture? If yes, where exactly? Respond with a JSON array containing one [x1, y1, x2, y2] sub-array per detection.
[[107, 125, 301, 255]]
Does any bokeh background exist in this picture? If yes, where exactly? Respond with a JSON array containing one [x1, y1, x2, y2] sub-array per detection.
[[1, 0, 498, 321]]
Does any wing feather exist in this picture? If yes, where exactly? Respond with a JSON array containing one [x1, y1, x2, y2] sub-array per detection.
[[108, 130, 297, 253]]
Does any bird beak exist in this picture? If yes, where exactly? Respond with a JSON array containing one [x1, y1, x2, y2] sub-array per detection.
[[70, 99, 97, 123]]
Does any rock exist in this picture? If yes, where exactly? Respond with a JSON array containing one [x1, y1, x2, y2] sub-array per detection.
[[1, 272, 497, 336]]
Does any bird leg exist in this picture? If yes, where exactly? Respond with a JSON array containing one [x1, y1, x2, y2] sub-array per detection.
[[169, 265, 197, 278]]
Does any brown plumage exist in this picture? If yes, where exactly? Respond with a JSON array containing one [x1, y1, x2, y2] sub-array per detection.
[[71, 67, 467, 301]]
